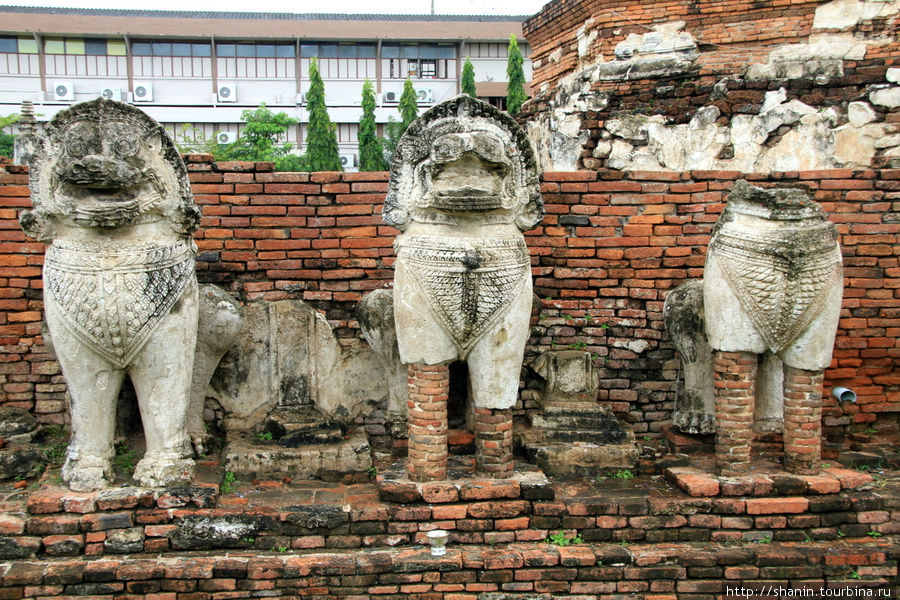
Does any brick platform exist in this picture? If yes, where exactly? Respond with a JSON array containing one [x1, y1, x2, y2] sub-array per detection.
[[2, 540, 898, 598], [2, 461, 896, 560], [376, 459, 554, 504], [664, 462, 876, 498]]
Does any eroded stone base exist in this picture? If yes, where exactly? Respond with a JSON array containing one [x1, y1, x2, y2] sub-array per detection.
[[224, 427, 372, 481], [515, 419, 639, 478]]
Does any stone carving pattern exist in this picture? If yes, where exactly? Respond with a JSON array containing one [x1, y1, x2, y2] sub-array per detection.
[[712, 228, 842, 354], [45, 240, 194, 367], [399, 236, 529, 354]]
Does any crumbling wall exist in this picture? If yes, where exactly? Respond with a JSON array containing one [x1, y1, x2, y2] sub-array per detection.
[[522, 0, 900, 171]]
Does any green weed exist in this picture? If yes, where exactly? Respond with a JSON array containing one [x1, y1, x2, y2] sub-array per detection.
[[220, 471, 237, 494], [546, 531, 582, 546], [112, 440, 137, 477]]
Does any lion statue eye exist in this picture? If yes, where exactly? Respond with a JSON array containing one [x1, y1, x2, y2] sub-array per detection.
[[113, 138, 138, 157], [66, 138, 88, 158]]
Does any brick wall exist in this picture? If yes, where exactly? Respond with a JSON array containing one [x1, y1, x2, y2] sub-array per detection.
[[519, 0, 900, 171], [0, 159, 897, 438], [522, 0, 895, 100]]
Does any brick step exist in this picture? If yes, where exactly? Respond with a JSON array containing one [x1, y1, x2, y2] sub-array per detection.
[[1, 540, 897, 598], [664, 463, 876, 497], [6, 461, 896, 560]]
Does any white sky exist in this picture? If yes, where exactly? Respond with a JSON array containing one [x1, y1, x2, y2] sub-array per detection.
[[0, 0, 550, 16]]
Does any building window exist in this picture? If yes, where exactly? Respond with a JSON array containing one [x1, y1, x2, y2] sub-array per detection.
[[133, 41, 211, 57], [483, 96, 507, 111], [300, 43, 375, 59], [0, 36, 38, 54], [0, 36, 40, 75], [300, 43, 375, 79], [43, 37, 126, 56], [131, 40, 213, 78], [465, 42, 530, 59], [383, 43, 454, 79], [216, 42, 294, 58]]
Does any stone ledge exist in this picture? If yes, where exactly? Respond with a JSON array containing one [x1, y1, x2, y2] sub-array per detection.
[[376, 460, 554, 504], [664, 464, 875, 498]]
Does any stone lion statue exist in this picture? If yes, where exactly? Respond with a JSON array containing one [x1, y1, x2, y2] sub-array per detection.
[[21, 98, 201, 491]]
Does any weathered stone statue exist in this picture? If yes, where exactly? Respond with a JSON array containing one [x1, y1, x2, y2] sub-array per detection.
[[384, 95, 543, 481], [20, 98, 201, 491], [516, 350, 637, 476], [663, 281, 716, 435], [188, 284, 243, 457], [665, 281, 793, 440], [703, 180, 843, 476], [357, 289, 408, 425]]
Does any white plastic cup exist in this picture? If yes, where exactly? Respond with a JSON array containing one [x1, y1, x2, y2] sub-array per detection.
[[426, 529, 449, 556]]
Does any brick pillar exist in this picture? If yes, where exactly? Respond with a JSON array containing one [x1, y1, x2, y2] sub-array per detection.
[[406, 363, 449, 482], [473, 407, 514, 478], [714, 351, 757, 477], [782, 366, 824, 475]]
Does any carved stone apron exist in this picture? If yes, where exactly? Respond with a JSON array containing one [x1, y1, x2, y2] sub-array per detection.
[[708, 222, 842, 354], [396, 234, 530, 356], [44, 239, 195, 368]]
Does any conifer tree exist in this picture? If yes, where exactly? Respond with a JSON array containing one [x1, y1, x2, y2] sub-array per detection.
[[506, 34, 527, 115], [461, 57, 476, 97], [381, 78, 420, 165], [305, 57, 342, 171], [399, 77, 419, 132], [358, 79, 385, 171]]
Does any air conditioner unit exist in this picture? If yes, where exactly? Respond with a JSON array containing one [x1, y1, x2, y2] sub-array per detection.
[[339, 154, 357, 168], [52, 82, 75, 102], [416, 88, 433, 103], [133, 82, 154, 102], [216, 132, 238, 145], [384, 91, 400, 103], [217, 83, 237, 103], [99, 87, 123, 101]]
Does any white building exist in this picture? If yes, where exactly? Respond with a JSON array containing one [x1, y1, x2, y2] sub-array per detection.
[[0, 6, 532, 167]]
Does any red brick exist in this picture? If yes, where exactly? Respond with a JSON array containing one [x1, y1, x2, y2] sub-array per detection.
[[0, 514, 25, 534], [745, 497, 809, 515], [664, 467, 720, 497], [26, 489, 65, 514], [823, 466, 874, 490]]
